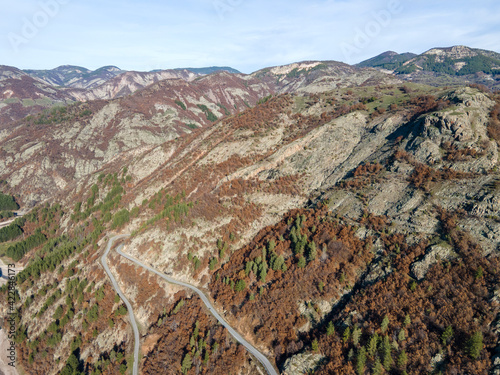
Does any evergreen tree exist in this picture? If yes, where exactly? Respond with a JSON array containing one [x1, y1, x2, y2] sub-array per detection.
[[367, 333, 378, 358], [397, 350, 408, 369], [343, 327, 351, 343], [326, 321, 335, 336], [267, 239, 276, 252], [352, 327, 362, 346], [181, 353, 193, 374], [307, 241, 317, 262], [466, 331, 483, 359], [234, 280, 246, 292], [372, 357, 383, 375], [403, 314, 411, 326], [356, 347, 367, 375], [381, 315, 390, 333], [297, 256, 306, 268], [259, 262, 268, 282], [0, 224, 22, 243], [381, 336, 392, 370], [398, 329, 406, 342], [441, 325, 453, 345], [311, 339, 319, 351], [0, 193, 19, 211]]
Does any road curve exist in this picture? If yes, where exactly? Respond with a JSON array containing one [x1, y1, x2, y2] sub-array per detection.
[[101, 234, 139, 375], [104, 234, 279, 375], [0, 210, 27, 229]]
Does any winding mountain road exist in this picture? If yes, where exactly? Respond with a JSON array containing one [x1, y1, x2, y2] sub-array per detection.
[[101, 234, 140, 375], [0, 209, 28, 229], [102, 234, 279, 375]]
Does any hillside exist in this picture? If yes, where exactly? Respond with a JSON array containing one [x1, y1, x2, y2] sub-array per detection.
[[0, 62, 397, 205], [24, 66, 125, 90], [175, 67, 242, 75], [356, 51, 417, 70], [360, 46, 500, 90], [0, 66, 75, 128], [0, 54, 500, 375]]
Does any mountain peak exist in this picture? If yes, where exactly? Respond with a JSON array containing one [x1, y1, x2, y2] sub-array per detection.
[[423, 45, 479, 59], [356, 51, 417, 69]]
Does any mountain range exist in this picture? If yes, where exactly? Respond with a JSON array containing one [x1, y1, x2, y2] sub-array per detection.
[[0, 45, 500, 375]]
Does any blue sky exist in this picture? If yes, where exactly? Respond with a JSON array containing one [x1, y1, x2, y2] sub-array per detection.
[[1, 0, 499, 73]]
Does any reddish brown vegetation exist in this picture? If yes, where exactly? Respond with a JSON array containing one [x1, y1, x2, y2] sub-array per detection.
[[340, 163, 384, 190], [370, 107, 386, 119], [406, 95, 451, 118], [469, 83, 491, 94], [210, 205, 374, 365], [487, 95, 500, 143], [359, 211, 388, 232], [219, 175, 302, 197], [394, 150, 474, 192], [142, 292, 253, 375], [311, 209, 500, 374], [442, 141, 486, 161]]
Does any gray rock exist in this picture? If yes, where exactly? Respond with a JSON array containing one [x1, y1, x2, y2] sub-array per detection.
[[411, 244, 456, 280], [282, 353, 324, 375]]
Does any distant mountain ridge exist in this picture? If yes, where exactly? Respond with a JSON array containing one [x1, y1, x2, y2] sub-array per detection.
[[2, 45, 500, 130], [24, 65, 241, 90], [356, 51, 417, 70], [24, 65, 124, 90], [174, 66, 241, 75], [358, 45, 500, 89], [397, 45, 500, 76]]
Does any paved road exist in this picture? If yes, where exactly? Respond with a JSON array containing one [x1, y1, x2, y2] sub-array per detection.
[[104, 234, 279, 375], [101, 234, 139, 375], [0, 209, 30, 229]]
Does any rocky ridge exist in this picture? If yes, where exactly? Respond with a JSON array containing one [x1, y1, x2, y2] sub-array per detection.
[[1, 56, 500, 375]]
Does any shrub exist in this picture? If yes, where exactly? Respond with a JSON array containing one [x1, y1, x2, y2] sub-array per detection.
[[115, 305, 127, 316], [234, 280, 246, 292], [112, 209, 130, 229], [488, 99, 500, 143], [0, 193, 19, 211], [6, 230, 46, 261], [197, 104, 218, 122], [466, 331, 483, 359], [175, 100, 187, 110], [0, 223, 22, 243]]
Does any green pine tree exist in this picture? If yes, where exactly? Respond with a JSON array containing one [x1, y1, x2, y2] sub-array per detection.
[[397, 350, 408, 369], [441, 325, 453, 345], [181, 353, 193, 374], [466, 331, 483, 359], [381, 315, 390, 333], [343, 327, 351, 343], [326, 321, 335, 336], [356, 347, 367, 375]]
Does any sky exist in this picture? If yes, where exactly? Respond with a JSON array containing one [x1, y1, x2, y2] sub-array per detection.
[[1, 0, 499, 74]]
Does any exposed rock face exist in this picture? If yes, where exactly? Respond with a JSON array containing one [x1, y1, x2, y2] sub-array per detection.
[[24, 65, 124, 90], [410, 244, 456, 280], [424, 45, 481, 60], [67, 69, 199, 101], [0, 66, 74, 126], [4, 55, 500, 375], [0, 62, 401, 204]]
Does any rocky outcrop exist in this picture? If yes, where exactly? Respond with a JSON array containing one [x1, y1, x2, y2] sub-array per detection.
[[410, 244, 456, 280], [282, 353, 325, 375]]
